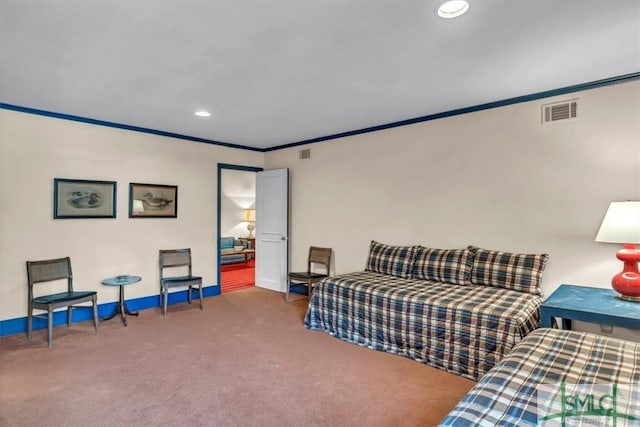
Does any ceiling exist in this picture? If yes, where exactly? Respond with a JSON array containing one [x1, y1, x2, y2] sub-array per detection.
[[1, 1, 639, 151]]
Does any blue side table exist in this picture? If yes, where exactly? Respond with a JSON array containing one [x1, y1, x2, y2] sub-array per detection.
[[101, 275, 141, 327], [540, 284, 640, 330]]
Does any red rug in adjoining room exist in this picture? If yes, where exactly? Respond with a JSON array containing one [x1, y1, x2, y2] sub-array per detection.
[[221, 260, 255, 293]]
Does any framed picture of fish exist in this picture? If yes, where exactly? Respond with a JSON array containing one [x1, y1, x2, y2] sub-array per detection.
[[54, 178, 117, 219], [128, 183, 178, 218]]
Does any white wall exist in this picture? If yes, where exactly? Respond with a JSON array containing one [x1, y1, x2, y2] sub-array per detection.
[[0, 110, 263, 321], [265, 81, 640, 299]]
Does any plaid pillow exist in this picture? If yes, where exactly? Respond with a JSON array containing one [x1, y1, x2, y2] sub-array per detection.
[[469, 246, 549, 295], [365, 240, 418, 279], [412, 247, 474, 285]]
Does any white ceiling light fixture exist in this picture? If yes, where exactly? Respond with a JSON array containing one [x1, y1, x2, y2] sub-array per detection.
[[437, 0, 469, 19], [195, 110, 211, 117]]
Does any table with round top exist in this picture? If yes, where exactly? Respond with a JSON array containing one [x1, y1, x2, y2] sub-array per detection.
[[101, 275, 141, 326]]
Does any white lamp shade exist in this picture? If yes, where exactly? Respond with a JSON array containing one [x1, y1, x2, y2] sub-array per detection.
[[243, 209, 256, 222], [595, 201, 640, 244]]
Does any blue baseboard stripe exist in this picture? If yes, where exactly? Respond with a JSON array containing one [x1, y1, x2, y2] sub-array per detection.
[[289, 284, 309, 296], [0, 285, 220, 337]]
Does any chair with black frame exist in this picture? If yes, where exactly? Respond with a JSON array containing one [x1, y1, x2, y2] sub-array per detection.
[[26, 257, 99, 348], [159, 248, 203, 316], [286, 246, 332, 302]]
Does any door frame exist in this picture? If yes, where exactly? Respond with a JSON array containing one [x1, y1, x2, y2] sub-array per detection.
[[217, 163, 263, 290]]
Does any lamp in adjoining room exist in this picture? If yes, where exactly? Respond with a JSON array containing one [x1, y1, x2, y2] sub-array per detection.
[[243, 209, 256, 238], [595, 201, 640, 301]]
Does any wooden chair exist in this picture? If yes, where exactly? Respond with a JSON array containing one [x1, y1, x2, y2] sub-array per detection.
[[286, 246, 332, 302], [26, 257, 99, 348], [159, 248, 203, 316]]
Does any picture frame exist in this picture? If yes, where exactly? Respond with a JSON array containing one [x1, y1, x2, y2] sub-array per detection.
[[53, 178, 117, 219], [129, 183, 178, 218]]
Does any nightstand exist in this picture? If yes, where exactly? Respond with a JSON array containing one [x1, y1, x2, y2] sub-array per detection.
[[244, 238, 256, 260], [540, 284, 640, 330], [245, 238, 256, 250]]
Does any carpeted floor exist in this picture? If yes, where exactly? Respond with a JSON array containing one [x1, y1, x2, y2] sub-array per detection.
[[221, 260, 255, 293], [0, 287, 475, 426]]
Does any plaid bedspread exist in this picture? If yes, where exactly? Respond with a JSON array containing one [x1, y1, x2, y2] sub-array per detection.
[[303, 271, 543, 380], [440, 328, 640, 426]]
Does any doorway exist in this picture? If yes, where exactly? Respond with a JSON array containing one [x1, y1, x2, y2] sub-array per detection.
[[217, 164, 262, 293]]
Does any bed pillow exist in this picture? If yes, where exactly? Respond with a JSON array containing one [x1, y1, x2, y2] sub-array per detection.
[[365, 240, 418, 279], [469, 246, 549, 295], [412, 247, 474, 285]]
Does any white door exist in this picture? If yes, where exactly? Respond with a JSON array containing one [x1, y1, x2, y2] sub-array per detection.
[[255, 169, 289, 292]]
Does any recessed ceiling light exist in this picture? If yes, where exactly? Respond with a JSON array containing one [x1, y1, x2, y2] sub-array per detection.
[[437, 0, 469, 19], [195, 110, 211, 117]]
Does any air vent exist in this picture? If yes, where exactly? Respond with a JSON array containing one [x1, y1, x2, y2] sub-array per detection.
[[542, 99, 578, 124], [299, 148, 311, 160]]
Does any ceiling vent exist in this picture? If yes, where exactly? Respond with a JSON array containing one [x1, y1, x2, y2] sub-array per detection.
[[542, 99, 578, 124], [299, 148, 311, 160]]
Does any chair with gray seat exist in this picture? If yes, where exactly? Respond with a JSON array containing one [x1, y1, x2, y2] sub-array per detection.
[[287, 246, 332, 302], [26, 257, 99, 348], [159, 248, 203, 316]]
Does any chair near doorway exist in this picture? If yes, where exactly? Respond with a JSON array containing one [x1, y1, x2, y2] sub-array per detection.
[[26, 257, 99, 348], [159, 248, 203, 316], [286, 246, 332, 302]]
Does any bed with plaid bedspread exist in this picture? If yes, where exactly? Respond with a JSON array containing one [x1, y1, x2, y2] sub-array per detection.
[[303, 271, 543, 380], [440, 328, 640, 426]]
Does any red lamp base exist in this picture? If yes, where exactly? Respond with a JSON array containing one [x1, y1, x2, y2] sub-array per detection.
[[611, 243, 640, 302]]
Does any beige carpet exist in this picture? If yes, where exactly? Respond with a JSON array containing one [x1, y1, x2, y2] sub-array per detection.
[[0, 287, 475, 427]]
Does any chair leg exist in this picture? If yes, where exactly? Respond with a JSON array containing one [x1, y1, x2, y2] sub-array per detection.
[[27, 306, 33, 339], [48, 307, 54, 348], [163, 288, 168, 316], [198, 285, 203, 310], [67, 306, 73, 327], [188, 285, 192, 304], [92, 298, 99, 333]]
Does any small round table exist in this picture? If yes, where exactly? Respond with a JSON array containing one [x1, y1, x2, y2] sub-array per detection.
[[101, 275, 141, 326]]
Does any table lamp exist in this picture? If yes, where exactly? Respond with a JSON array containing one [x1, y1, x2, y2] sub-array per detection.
[[243, 209, 256, 238], [595, 201, 640, 301]]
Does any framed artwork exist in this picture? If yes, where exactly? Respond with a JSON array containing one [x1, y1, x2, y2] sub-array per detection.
[[54, 178, 117, 219], [129, 183, 178, 218]]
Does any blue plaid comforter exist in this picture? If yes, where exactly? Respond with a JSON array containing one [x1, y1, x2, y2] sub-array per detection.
[[440, 328, 640, 426], [303, 271, 542, 380]]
